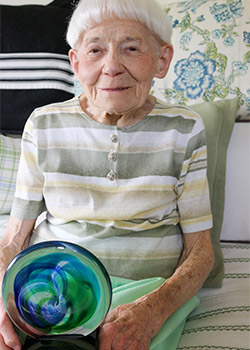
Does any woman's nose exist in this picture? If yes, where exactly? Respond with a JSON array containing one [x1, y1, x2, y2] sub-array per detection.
[[102, 53, 125, 76]]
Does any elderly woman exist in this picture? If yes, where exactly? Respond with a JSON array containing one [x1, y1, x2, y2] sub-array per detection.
[[0, 0, 214, 349]]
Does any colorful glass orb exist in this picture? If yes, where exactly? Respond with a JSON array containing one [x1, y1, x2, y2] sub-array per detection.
[[2, 241, 112, 338]]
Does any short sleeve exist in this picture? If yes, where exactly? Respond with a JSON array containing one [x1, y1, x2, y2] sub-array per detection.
[[11, 113, 46, 219], [176, 116, 213, 233]]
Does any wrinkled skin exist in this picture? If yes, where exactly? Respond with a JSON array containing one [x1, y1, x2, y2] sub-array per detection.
[[99, 302, 153, 350]]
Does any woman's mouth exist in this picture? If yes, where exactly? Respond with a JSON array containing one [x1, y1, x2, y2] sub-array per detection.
[[101, 87, 130, 91]]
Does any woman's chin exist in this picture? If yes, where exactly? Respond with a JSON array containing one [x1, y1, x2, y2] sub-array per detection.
[[99, 103, 136, 116]]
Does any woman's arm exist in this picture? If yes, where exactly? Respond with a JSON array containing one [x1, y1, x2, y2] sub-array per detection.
[[0, 216, 36, 350], [98, 229, 214, 350]]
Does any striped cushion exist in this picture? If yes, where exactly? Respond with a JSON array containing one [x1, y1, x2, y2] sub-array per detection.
[[178, 243, 250, 350], [0, 4, 74, 135], [0, 135, 21, 214], [0, 53, 74, 93]]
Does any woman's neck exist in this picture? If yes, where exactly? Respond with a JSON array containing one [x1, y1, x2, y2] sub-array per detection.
[[79, 94, 156, 127]]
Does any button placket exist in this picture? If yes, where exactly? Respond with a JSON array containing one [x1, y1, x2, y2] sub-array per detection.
[[108, 151, 117, 162], [110, 132, 118, 143], [107, 131, 119, 182], [107, 169, 117, 182]]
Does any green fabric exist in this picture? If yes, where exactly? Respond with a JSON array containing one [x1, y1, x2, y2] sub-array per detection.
[[190, 98, 239, 287], [17, 276, 199, 350], [110, 276, 200, 350]]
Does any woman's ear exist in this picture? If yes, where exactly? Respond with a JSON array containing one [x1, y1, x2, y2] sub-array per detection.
[[69, 49, 80, 78], [154, 44, 173, 79]]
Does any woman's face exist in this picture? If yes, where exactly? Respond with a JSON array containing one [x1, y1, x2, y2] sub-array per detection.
[[69, 19, 172, 115]]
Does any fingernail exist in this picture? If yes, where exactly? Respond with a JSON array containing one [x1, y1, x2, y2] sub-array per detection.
[[14, 346, 21, 350]]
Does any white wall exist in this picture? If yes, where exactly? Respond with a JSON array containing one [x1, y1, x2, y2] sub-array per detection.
[[220, 124, 250, 241]]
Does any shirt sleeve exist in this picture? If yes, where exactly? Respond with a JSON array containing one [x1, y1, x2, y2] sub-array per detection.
[[11, 112, 46, 220], [176, 115, 213, 234]]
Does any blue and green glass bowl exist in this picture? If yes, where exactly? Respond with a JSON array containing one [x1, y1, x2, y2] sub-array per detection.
[[2, 241, 112, 338]]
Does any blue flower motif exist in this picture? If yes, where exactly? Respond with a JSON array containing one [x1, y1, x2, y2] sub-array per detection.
[[173, 51, 216, 99], [197, 15, 205, 22], [210, 3, 232, 23], [243, 31, 250, 45], [176, 0, 211, 14], [224, 36, 235, 46], [232, 61, 248, 76], [229, 0, 244, 18], [173, 19, 179, 28], [246, 90, 250, 116], [212, 29, 223, 40], [180, 32, 192, 49]]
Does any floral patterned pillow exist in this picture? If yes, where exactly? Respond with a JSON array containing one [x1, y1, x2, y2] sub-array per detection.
[[153, 0, 250, 121]]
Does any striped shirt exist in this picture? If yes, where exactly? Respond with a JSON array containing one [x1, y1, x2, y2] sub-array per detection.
[[11, 97, 212, 280]]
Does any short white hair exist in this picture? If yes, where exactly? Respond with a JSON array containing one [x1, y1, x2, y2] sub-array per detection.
[[66, 0, 172, 49]]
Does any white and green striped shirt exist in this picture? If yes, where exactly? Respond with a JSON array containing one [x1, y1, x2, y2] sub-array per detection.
[[12, 97, 212, 279]]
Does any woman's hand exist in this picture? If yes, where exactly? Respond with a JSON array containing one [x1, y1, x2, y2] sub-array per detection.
[[98, 299, 160, 350], [0, 299, 21, 350], [0, 216, 37, 350]]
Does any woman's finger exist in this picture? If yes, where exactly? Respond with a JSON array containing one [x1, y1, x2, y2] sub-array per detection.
[[0, 317, 22, 350], [0, 334, 11, 350]]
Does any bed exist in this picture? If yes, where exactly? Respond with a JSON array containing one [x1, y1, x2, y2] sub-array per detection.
[[0, 0, 249, 349]]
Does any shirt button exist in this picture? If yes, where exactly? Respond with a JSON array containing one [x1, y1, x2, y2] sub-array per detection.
[[110, 133, 118, 143], [108, 151, 117, 162], [107, 170, 117, 182]]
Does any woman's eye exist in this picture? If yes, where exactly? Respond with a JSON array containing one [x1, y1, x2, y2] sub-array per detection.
[[88, 48, 101, 55], [128, 47, 138, 52], [91, 48, 100, 53], [124, 46, 142, 54]]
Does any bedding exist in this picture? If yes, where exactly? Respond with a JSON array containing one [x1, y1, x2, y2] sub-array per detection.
[[103, 245, 250, 350], [178, 243, 250, 350]]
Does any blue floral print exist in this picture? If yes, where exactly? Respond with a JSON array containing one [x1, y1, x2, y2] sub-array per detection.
[[154, 0, 250, 120], [224, 36, 235, 46], [229, 0, 244, 18], [180, 32, 192, 50], [210, 3, 232, 22], [243, 31, 250, 45], [212, 29, 223, 39], [232, 61, 248, 76], [174, 51, 216, 99], [210, 0, 244, 22], [176, 0, 214, 13]]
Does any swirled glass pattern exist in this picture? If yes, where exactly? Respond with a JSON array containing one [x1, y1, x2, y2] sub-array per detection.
[[2, 241, 112, 338]]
